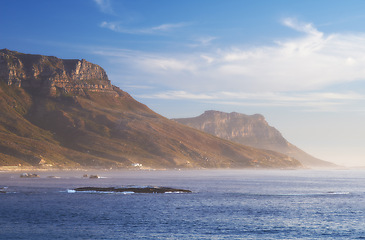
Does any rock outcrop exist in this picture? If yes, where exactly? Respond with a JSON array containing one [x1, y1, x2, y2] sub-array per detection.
[[0, 49, 113, 96], [174, 111, 286, 147], [174, 111, 335, 168]]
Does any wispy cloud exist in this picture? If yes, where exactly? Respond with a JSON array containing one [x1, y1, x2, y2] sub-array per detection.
[[150, 23, 187, 31], [123, 19, 365, 91], [189, 36, 218, 48], [93, 0, 114, 15], [138, 91, 216, 100], [281, 18, 323, 37], [99, 21, 189, 34], [121, 85, 155, 90], [137, 90, 364, 101], [137, 90, 365, 112], [93, 18, 365, 111]]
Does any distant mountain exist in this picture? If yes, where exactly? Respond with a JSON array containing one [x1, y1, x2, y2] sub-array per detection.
[[174, 110, 335, 168], [0, 49, 301, 169]]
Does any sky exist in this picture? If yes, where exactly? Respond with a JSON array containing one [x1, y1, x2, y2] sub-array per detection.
[[1, 0, 365, 167]]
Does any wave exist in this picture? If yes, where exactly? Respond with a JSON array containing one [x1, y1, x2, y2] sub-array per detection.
[[248, 191, 352, 197], [67, 189, 134, 194], [280, 191, 351, 196], [325, 191, 350, 195]]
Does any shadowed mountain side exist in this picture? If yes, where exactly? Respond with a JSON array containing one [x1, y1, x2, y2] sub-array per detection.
[[0, 49, 301, 169], [173, 110, 335, 168]]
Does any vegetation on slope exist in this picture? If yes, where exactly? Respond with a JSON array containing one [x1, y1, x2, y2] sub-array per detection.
[[0, 49, 302, 169]]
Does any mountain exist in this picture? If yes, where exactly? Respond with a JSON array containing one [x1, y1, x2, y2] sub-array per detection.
[[173, 110, 335, 168], [0, 49, 302, 169]]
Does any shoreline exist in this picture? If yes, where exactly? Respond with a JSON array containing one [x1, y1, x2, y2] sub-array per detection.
[[0, 166, 174, 172], [0, 165, 361, 173]]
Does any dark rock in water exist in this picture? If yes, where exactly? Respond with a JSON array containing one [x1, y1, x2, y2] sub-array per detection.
[[0, 187, 8, 193], [89, 175, 100, 179], [73, 186, 192, 193], [20, 173, 40, 178]]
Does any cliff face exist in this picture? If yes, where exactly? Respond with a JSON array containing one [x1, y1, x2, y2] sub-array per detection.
[[174, 111, 335, 168], [0, 50, 302, 169], [175, 111, 289, 147], [0, 49, 113, 96]]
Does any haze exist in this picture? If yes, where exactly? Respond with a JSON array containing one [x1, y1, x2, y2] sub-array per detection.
[[1, 0, 365, 167]]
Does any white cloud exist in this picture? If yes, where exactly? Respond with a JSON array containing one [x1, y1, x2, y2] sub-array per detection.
[[197, 36, 217, 45], [139, 91, 216, 100], [121, 85, 155, 90], [94, 18, 365, 105], [139, 57, 195, 72], [282, 18, 323, 37], [136, 90, 365, 112], [94, 0, 114, 14], [150, 23, 187, 31], [99, 21, 188, 34], [138, 90, 363, 101], [189, 36, 218, 48], [100, 21, 119, 31]]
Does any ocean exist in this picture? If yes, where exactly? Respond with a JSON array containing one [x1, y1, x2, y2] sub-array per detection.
[[0, 169, 364, 239]]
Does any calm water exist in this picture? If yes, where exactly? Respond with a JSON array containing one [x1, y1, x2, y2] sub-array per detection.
[[0, 169, 365, 239]]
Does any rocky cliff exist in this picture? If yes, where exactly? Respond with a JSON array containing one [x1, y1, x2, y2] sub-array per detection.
[[0, 49, 113, 96], [0, 49, 302, 169], [174, 110, 335, 168]]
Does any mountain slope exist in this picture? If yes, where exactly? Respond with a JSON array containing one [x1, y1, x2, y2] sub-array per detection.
[[0, 49, 302, 169], [174, 110, 335, 168]]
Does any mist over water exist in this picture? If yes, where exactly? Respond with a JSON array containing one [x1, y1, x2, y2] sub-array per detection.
[[1, 169, 365, 239]]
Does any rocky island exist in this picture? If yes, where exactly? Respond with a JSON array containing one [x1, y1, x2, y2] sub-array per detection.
[[73, 186, 192, 194]]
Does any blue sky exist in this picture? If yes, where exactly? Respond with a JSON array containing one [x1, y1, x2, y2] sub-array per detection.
[[2, 0, 365, 166]]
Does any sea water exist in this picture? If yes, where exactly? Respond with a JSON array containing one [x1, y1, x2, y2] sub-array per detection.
[[0, 169, 365, 239]]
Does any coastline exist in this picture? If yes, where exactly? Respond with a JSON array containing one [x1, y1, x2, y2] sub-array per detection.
[[0, 165, 360, 173], [0, 165, 171, 173]]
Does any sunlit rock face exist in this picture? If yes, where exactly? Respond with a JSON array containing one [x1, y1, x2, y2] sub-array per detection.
[[174, 110, 336, 168], [175, 110, 288, 148], [0, 49, 113, 96]]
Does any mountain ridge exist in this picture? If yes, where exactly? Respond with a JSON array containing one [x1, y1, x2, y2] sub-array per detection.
[[173, 110, 335, 168], [0, 49, 302, 169]]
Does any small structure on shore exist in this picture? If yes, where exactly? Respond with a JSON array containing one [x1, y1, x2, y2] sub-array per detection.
[[132, 163, 143, 168]]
